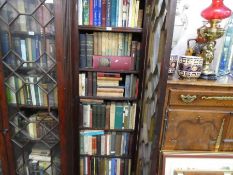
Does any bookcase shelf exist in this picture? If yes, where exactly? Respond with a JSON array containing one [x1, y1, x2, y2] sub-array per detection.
[[79, 128, 134, 132], [79, 96, 137, 101], [80, 154, 132, 159], [79, 68, 139, 74], [78, 25, 143, 33], [12, 31, 55, 38], [9, 104, 57, 110]]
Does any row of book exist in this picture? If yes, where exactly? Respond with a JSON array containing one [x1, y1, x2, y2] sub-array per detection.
[[1, 32, 55, 71], [6, 76, 58, 106], [2, 1, 54, 33], [78, 0, 143, 28], [80, 131, 132, 156], [80, 157, 131, 175], [79, 73, 138, 98], [80, 32, 141, 70], [80, 102, 136, 129]]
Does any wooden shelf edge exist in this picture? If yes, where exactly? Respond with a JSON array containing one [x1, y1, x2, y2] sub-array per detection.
[[79, 68, 139, 74], [79, 128, 134, 132], [80, 154, 132, 159], [78, 25, 143, 33], [8, 104, 58, 110], [79, 96, 137, 101]]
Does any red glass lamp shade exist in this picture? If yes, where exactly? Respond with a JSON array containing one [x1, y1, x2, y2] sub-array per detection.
[[201, 0, 232, 20]]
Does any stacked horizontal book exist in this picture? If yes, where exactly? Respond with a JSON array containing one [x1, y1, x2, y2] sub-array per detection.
[[80, 101, 136, 129], [78, 0, 143, 28], [79, 32, 141, 70], [79, 73, 138, 98], [80, 157, 131, 175], [80, 130, 132, 156], [28, 143, 51, 174]]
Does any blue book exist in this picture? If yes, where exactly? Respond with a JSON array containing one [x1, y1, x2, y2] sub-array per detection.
[[31, 37, 36, 60], [0, 31, 9, 56], [93, 0, 98, 26], [106, 0, 111, 27], [97, 0, 102, 26], [116, 0, 119, 27], [115, 105, 123, 129], [110, 0, 117, 27], [111, 159, 116, 175]]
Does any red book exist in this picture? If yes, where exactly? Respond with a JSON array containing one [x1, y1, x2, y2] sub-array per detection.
[[87, 72, 93, 96], [97, 72, 121, 78], [102, 0, 107, 26], [92, 56, 133, 71], [89, 0, 94, 25], [135, 78, 139, 98]]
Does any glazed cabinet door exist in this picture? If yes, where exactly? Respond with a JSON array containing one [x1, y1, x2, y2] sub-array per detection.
[[0, 0, 61, 174], [162, 109, 229, 151]]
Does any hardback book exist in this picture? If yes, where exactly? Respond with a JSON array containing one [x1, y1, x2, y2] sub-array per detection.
[[92, 56, 133, 70]]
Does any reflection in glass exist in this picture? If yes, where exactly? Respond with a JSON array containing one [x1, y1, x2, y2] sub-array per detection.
[[0, 1, 60, 174]]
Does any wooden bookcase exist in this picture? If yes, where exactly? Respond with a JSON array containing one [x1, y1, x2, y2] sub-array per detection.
[[74, 0, 150, 174]]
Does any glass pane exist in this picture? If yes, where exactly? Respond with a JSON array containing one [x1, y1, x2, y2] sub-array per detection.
[[0, 1, 60, 174]]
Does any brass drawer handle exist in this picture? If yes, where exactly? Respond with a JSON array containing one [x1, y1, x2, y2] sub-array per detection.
[[180, 94, 197, 103], [202, 96, 233, 101]]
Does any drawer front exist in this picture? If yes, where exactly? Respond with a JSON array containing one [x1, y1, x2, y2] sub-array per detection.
[[169, 89, 233, 107], [162, 109, 228, 151]]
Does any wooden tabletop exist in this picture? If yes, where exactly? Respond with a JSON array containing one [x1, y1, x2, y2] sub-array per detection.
[[167, 74, 233, 87]]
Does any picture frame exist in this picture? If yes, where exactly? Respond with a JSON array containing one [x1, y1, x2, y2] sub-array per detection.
[[161, 152, 233, 175]]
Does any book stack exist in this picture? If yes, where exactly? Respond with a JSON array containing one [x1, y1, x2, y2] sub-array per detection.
[[80, 131, 132, 156], [28, 143, 51, 174], [80, 101, 137, 129], [80, 32, 141, 70], [79, 73, 138, 98], [26, 113, 58, 143], [80, 157, 131, 175], [6, 76, 58, 107], [78, 0, 143, 28]]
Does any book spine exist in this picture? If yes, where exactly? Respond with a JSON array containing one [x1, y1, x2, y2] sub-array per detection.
[[0, 32, 9, 56], [136, 42, 141, 70], [87, 72, 93, 96], [97, 0, 102, 26], [78, 0, 83, 25], [93, 0, 98, 26], [110, 0, 117, 27], [83, 0, 89, 25], [89, 0, 94, 25], [79, 34, 87, 68], [97, 32, 102, 55], [115, 105, 123, 129], [101, 0, 107, 26], [105, 103, 110, 129], [116, 0, 119, 27], [93, 72, 97, 96], [118, 0, 123, 27], [131, 41, 137, 70], [106, 0, 111, 27], [86, 34, 94, 67]]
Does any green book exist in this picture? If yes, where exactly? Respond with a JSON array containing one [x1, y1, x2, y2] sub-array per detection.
[[82, 0, 89, 25], [114, 104, 123, 129], [80, 135, 84, 154]]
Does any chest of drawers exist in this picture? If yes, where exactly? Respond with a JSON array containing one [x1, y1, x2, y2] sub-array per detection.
[[161, 75, 233, 152]]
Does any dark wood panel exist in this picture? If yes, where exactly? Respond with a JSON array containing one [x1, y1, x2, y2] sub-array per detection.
[[78, 25, 143, 33]]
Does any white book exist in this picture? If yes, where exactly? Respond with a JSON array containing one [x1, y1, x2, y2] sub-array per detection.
[[110, 102, 116, 129], [84, 157, 88, 174], [29, 77, 36, 105], [131, 103, 137, 129], [101, 135, 105, 155], [109, 160, 112, 175], [83, 136, 89, 154], [29, 154, 51, 162], [117, 159, 121, 175], [78, 0, 83, 25], [128, 0, 133, 27], [83, 104, 91, 127], [8, 76, 16, 104], [88, 136, 92, 155], [134, 0, 140, 28], [128, 159, 131, 175], [118, 0, 123, 27], [121, 134, 124, 155], [20, 40, 27, 63], [81, 73, 86, 96], [106, 134, 110, 155]]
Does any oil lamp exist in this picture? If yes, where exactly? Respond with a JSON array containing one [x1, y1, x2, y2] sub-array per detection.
[[186, 0, 232, 80]]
